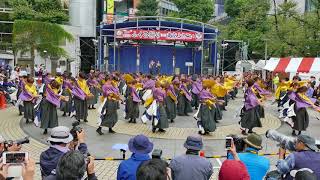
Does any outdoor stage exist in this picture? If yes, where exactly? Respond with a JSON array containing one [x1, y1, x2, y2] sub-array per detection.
[[98, 17, 219, 74]]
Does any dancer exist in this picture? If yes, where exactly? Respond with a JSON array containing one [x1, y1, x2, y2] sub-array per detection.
[[21, 77, 39, 123], [41, 80, 68, 134], [151, 81, 168, 133], [165, 78, 177, 123], [73, 72, 92, 123], [61, 75, 73, 117], [252, 77, 271, 119], [177, 77, 192, 116], [124, 75, 141, 123], [16, 71, 28, 116], [87, 75, 99, 109], [288, 86, 320, 136], [191, 75, 202, 110], [240, 79, 262, 135], [96, 76, 121, 135], [196, 79, 217, 135]]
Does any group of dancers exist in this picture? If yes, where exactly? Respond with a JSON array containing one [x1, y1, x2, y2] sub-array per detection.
[[15, 70, 242, 135], [275, 76, 320, 136], [15, 69, 319, 136]]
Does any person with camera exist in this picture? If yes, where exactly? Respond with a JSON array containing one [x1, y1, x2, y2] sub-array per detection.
[[276, 135, 320, 180], [44, 151, 97, 180], [169, 135, 213, 180], [40, 126, 88, 177], [0, 157, 36, 180], [227, 133, 270, 180]]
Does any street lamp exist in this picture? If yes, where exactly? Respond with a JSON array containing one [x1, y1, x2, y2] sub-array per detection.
[[92, 39, 98, 70], [43, 50, 48, 71]]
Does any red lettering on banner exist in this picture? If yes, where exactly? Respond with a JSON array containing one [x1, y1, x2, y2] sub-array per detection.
[[116, 29, 203, 42]]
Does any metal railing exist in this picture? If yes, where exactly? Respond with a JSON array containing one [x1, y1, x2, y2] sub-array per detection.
[[0, 7, 13, 13]]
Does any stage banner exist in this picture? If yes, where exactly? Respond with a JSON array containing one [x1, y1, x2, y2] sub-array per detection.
[[116, 29, 203, 42]]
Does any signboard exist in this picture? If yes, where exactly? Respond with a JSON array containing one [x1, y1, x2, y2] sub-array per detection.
[[105, 0, 114, 24], [185, 62, 193, 66], [116, 30, 203, 42]]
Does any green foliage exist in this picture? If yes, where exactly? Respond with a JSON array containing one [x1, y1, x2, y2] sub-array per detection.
[[13, 20, 73, 58], [224, 0, 247, 18], [220, 0, 320, 58], [10, 0, 68, 24], [171, 0, 214, 22], [219, 0, 270, 58], [266, 1, 320, 57], [136, 0, 159, 16], [9, 0, 72, 65]]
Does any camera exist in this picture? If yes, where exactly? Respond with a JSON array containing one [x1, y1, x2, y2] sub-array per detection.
[[152, 149, 163, 159], [227, 134, 245, 152], [70, 121, 82, 141], [265, 130, 296, 151], [5, 137, 30, 147]]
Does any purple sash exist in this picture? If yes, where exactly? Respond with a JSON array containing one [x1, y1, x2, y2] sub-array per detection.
[[46, 87, 61, 107]]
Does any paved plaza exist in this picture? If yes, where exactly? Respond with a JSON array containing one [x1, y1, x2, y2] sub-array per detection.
[[1, 94, 319, 179]]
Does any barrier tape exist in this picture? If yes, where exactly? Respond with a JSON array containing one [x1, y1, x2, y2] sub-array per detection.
[[33, 152, 290, 165]]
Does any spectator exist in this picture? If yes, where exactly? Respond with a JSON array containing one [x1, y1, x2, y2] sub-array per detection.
[[117, 134, 153, 180], [26, 64, 31, 75], [40, 126, 88, 177], [277, 135, 320, 180], [0, 157, 36, 180], [45, 151, 97, 180], [219, 160, 250, 180], [228, 133, 270, 180], [136, 159, 171, 180], [306, 82, 314, 98], [170, 135, 213, 180], [310, 76, 316, 89], [272, 73, 279, 90], [0, 135, 5, 157]]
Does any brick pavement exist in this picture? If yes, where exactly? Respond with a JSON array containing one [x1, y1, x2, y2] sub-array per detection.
[[3, 95, 315, 179], [0, 107, 120, 179]]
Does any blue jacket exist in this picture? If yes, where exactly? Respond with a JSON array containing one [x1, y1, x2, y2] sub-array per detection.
[[40, 143, 88, 177], [117, 153, 150, 180], [228, 147, 270, 180]]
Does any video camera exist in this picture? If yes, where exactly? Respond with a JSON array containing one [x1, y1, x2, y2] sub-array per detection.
[[4, 137, 30, 147], [266, 130, 297, 151], [70, 121, 83, 141]]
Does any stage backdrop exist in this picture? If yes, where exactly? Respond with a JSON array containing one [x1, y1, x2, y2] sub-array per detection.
[[108, 45, 207, 74]]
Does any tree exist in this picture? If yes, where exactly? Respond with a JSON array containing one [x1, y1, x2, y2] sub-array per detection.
[[10, 0, 72, 69], [136, 0, 159, 16], [170, 0, 214, 22], [217, 0, 270, 59], [13, 20, 73, 63], [266, 1, 320, 57]]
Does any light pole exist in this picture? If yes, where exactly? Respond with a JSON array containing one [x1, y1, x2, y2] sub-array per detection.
[[92, 39, 98, 70], [43, 50, 47, 72]]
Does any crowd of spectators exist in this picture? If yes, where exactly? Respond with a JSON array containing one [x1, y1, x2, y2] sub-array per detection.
[[2, 126, 318, 180]]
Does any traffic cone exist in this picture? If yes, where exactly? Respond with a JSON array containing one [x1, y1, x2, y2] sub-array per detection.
[[0, 93, 7, 109]]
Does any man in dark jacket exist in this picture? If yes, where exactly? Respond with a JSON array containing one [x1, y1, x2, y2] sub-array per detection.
[[40, 126, 88, 177], [44, 151, 97, 180]]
